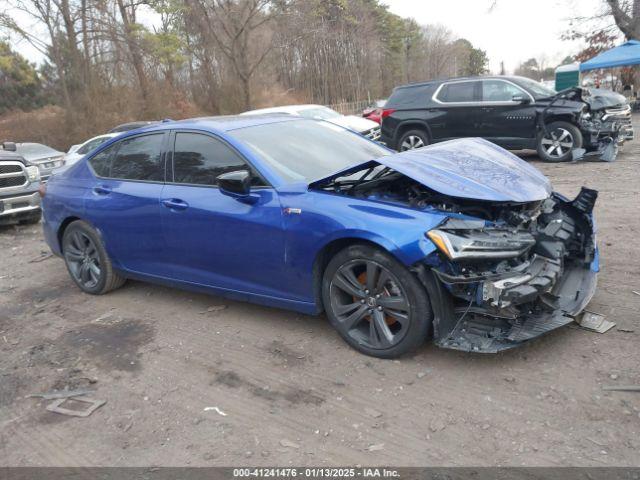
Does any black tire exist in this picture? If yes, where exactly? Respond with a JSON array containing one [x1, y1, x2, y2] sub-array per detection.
[[397, 129, 429, 152], [322, 244, 432, 358], [537, 121, 583, 162], [62, 220, 126, 295]]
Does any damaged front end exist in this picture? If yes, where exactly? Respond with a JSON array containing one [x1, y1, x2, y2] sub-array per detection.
[[312, 138, 599, 353], [575, 108, 625, 162], [418, 188, 598, 353], [545, 87, 628, 162]]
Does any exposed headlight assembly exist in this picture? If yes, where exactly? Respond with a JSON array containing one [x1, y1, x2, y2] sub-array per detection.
[[427, 227, 535, 260], [26, 166, 41, 182]]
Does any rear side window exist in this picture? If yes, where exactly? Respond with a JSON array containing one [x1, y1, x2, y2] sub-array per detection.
[[89, 143, 117, 177], [110, 134, 164, 182], [437, 81, 479, 102], [172, 132, 263, 186]]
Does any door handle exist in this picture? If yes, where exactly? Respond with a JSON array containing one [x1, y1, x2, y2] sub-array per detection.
[[161, 198, 189, 210], [93, 185, 111, 195]]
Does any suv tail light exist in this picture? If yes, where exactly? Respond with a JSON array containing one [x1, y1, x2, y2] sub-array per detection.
[[380, 108, 396, 119]]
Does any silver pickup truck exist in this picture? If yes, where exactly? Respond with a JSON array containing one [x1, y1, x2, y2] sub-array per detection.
[[0, 142, 42, 225]]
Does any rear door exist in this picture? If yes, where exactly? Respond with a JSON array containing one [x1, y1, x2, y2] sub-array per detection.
[[158, 130, 287, 298], [477, 79, 537, 146], [84, 132, 168, 274], [431, 80, 482, 140]]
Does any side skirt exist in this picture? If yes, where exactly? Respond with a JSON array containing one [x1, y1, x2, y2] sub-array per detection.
[[117, 269, 319, 316]]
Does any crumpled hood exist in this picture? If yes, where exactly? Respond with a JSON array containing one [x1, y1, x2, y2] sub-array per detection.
[[584, 88, 628, 110], [362, 138, 551, 202]]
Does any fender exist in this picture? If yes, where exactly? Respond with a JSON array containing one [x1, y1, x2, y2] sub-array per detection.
[[317, 228, 438, 266], [394, 119, 433, 142]]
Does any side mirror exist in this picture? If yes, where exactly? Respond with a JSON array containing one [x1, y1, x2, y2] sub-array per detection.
[[68, 144, 80, 154], [512, 95, 530, 104], [2, 142, 17, 152], [217, 170, 251, 198]]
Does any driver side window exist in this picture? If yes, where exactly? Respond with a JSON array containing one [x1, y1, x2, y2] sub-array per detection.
[[172, 132, 265, 187]]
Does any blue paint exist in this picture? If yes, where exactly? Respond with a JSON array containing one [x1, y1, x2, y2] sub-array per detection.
[[42, 116, 560, 315]]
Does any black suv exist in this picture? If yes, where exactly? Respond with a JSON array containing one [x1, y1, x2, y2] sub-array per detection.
[[380, 75, 633, 162]]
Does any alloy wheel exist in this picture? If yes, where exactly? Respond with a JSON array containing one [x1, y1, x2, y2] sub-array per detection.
[[541, 127, 574, 159], [64, 230, 102, 289], [329, 259, 411, 349], [400, 135, 425, 151]]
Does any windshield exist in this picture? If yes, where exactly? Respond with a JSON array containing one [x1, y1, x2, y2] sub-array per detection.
[[229, 119, 390, 183], [297, 107, 342, 120], [515, 77, 557, 99]]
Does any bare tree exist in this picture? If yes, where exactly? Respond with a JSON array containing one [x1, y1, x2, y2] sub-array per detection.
[[605, 0, 640, 39]]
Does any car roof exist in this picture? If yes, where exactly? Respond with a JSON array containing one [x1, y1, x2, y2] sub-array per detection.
[[241, 104, 326, 115], [129, 114, 304, 134], [394, 75, 528, 90], [108, 121, 159, 133]]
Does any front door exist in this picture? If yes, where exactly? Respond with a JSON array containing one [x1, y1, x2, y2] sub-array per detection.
[[477, 79, 537, 147], [159, 131, 288, 299]]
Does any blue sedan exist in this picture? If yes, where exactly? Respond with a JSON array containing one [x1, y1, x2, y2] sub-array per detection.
[[41, 116, 598, 357]]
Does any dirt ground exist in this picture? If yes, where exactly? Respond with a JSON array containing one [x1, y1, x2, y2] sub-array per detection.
[[1, 123, 639, 468]]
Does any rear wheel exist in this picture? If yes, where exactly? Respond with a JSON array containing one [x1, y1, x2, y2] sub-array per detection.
[[398, 129, 429, 151], [322, 244, 432, 358], [62, 220, 126, 295], [537, 121, 582, 162]]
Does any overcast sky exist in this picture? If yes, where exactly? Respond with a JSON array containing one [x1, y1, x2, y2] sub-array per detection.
[[384, 0, 609, 73], [8, 0, 611, 73]]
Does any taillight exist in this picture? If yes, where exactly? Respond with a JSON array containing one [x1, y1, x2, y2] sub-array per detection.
[[38, 183, 47, 197], [380, 108, 396, 119]]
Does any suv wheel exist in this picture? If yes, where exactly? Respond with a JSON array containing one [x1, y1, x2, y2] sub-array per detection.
[[398, 129, 429, 151], [322, 244, 432, 358], [537, 121, 582, 162], [62, 220, 126, 295]]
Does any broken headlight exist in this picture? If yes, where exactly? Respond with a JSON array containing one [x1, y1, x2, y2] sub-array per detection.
[[427, 227, 535, 260]]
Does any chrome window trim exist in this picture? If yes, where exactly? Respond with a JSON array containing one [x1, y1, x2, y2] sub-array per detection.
[[432, 78, 535, 106]]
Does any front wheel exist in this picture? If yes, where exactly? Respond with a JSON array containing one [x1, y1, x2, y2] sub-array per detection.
[[537, 121, 583, 162], [322, 244, 432, 358]]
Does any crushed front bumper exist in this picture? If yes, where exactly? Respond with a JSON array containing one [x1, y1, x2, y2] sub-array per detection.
[[435, 262, 597, 353], [420, 188, 599, 353]]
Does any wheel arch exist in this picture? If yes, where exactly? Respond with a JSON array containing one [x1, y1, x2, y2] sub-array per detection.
[[57, 216, 82, 251], [540, 113, 579, 127], [312, 235, 400, 313], [395, 121, 432, 144]]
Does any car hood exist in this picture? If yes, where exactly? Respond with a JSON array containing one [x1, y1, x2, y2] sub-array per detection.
[[312, 138, 552, 203], [19, 152, 64, 163], [326, 115, 379, 133], [584, 88, 628, 110]]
